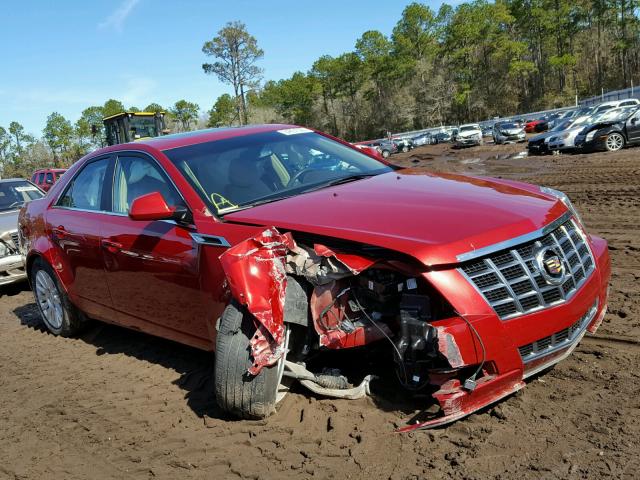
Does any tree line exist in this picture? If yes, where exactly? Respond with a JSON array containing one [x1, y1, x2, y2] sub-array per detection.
[[2, 0, 639, 178]]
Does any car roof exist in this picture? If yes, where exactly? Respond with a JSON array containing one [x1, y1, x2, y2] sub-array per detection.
[[459, 123, 480, 128], [0, 178, 31, 183], [134, 124, 299, 151]]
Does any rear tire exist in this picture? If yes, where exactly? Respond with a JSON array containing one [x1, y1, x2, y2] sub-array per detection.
[[605, 132, 625, 152], [215, 301, 289, 419], [30, 258, 84, 337]]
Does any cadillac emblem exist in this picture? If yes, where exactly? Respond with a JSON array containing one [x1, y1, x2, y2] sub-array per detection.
[[535, 246, 566, 285]]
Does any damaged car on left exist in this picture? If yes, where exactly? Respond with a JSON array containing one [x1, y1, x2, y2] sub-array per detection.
[[0, 178, 44, 286], [19, 125, 610, 430]]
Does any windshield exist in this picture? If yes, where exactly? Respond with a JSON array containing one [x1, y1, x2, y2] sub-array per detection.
[[459, 126, 477, 132], [129, 116, 158, 139], [595, 107, 635, 123], [0, 181, 44, 212], [164, 129, 393, 214], [551, 120, 573, 131], [499, 123, 518, 129]]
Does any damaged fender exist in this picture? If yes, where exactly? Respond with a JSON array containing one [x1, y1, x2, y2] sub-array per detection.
[[219, 227, 375, 375]]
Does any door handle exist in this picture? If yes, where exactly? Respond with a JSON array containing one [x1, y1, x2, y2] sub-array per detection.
[[51, 226, 68, 239], [101, 239, 123, 253]]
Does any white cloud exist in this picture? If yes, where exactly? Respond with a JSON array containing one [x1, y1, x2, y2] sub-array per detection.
[[98, 0, 141, 32]]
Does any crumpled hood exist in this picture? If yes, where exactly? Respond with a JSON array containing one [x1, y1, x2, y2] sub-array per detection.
[[224, 170, 567, 266], [500, 128, 524, 136]]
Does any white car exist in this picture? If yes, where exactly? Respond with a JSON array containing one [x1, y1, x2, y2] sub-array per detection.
[[593, 98, 639, 114], [454, 124, 483, 147]]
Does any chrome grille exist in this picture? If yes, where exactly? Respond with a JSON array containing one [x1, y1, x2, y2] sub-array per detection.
[[10, 231, 20, 249], [460, 219, 595, 320], [518, 300, 598, 363]]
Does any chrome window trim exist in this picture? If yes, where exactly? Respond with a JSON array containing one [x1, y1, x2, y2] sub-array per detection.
[[110, 150, 189, 215], [52, 155, 112, 209], [456, 210, 573, 263]]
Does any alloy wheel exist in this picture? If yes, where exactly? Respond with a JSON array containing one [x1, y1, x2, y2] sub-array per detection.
[[35, 270, 63, 330], [606, 133, 624, 151]]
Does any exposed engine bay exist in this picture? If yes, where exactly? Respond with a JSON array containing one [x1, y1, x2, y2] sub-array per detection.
[[219, 227, 508, 430]]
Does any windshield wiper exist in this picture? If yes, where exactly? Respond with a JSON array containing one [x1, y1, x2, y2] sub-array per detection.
[[301, 172, 380, 193]]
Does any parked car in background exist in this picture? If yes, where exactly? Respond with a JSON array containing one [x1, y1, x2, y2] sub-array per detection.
[[353, 143, 383, 159], [547, 110, 618, 153], [0, 179, 44, 286], [434, 131, 452, 143], [593, 99, 639, 115], [524, 119, 544, 133], [492, 122, 526, 144], [31, 168, 67, 192], [18, 124, 610, 429], [412, 132, 437, 146], [575, 105, 640, 152], [393, 137, 414, 153], [454, 124, 483, 147], [375, 140, 398, 158], [527, 116, 589, 155]]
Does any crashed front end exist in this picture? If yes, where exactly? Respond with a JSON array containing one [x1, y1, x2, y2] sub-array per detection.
[[219, 211, 610, 430]]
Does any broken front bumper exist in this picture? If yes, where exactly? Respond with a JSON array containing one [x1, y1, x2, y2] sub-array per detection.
[[0, 254, 27, 286], [399, 234, 610, 431]]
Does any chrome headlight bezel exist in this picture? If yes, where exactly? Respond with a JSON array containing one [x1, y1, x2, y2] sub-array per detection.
[[540, 186, 584, 227]]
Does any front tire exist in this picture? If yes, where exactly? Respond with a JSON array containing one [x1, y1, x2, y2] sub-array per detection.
[[215, 301, 289, 419], [381, 149, 390, 158], [31, 258, 84, 336], [605, 132, 625, 152]]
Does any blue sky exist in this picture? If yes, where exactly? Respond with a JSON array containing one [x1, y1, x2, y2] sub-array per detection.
[[1, 0, 452, 135]]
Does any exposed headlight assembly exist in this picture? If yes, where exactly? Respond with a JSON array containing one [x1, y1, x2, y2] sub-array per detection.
[[585, 130, 597, 142], [540, 186, 584, 226]]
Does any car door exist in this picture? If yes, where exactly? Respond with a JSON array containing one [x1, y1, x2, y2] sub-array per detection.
[[625, 109, 640, 143], [47, 156, 113, 318], [100, 152, 210, 342]]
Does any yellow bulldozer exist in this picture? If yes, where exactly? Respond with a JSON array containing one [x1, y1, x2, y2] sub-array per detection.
[[102, 111, 168, 146]]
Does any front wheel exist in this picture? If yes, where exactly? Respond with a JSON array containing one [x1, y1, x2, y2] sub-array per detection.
[[381, 149, 390, 158], [215, 301, 290, 419], [605, 132, 625, 152]]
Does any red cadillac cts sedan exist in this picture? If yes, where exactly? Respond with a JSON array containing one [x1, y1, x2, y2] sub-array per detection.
[[18, 125, 610, 430]]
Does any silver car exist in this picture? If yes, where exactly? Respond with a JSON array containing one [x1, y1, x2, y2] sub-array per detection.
[[492, 122, 526, 144], [0, 179, 44, 286]]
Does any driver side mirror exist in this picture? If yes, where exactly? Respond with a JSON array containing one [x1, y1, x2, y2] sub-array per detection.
[[129, 191, 192, 224]]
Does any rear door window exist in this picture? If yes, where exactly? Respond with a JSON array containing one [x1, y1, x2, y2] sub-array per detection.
[[45, 172, 53, 184], [37, 173, 45, 184], [57, 159, 110, 211]]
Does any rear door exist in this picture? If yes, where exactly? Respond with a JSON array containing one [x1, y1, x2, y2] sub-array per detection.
[[99, 152, 209, 343], [625, 109, 640, 143], [47, 156, 113, 318]]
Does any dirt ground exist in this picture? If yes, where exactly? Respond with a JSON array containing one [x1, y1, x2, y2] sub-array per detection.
[[1, 140, 639, 480]]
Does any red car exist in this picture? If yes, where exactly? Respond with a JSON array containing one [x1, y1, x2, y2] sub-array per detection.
[[524, 120, 545, 133], [31, 168, 67, 192], [19, 125, 610, 429]]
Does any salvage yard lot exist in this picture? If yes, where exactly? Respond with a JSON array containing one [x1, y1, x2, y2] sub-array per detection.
[[1, 142, 639, 480]]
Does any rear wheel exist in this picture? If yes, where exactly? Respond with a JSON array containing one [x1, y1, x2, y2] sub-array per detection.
[[31, 258, 84, 336], [215, 301, 290, 419], [605, 132, 625, 151]]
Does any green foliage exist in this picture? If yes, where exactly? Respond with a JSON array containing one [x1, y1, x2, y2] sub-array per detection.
[[170, 100, 200, 132], [144, 103, 164, 113], [207, 94, 236, 127], [43, 112, 74, 166], [102, 99, 126, 117], [202, 21, 263, 125]]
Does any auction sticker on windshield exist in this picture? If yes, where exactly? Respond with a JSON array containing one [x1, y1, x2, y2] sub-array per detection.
[[277, 127, 313, 135], [15, 186, 39, 192]]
